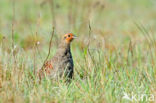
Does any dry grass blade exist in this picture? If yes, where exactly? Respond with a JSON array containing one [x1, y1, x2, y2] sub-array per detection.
[[11, 0, 15, 51], [41, 27, 55, 70], [134, 21, 155, 64], [49, 0, 56, 28]]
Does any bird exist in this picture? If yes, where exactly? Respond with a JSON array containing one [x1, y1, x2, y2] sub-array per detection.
[[38, 33, 77, 81]]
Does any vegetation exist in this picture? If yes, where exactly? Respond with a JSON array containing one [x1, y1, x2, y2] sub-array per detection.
[[0, 0, 156, 102]]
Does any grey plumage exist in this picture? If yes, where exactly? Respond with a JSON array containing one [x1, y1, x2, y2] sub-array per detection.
[[38, 33, 76, 81]]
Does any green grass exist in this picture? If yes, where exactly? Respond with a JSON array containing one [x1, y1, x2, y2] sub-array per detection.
[[0, 0, 156, 103]]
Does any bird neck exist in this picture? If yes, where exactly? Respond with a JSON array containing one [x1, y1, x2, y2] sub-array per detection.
[[57, 41, 71, 56]]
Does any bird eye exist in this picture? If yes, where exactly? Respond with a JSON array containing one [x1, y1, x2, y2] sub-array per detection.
[[68, 35, 70, 37]]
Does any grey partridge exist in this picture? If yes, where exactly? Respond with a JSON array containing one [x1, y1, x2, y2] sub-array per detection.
[[38, 33, 77, 81]]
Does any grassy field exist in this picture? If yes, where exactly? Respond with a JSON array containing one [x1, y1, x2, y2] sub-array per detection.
[[0, 0, 156, 103]]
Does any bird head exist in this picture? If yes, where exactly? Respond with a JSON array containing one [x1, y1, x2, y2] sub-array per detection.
[[63, 33, 77, 44]]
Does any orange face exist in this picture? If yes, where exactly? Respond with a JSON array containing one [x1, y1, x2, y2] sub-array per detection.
[[63, 33, 77, 43]]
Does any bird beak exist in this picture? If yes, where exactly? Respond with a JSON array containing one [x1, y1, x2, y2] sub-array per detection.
[[73, 35, 78, 39]]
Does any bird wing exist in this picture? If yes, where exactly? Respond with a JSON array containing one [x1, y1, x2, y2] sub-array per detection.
[[43, 60, 53, 74], [38, 60, 54, 80]]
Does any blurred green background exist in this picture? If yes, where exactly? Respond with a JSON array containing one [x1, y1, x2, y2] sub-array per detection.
[[0, 0, 156, 50]]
